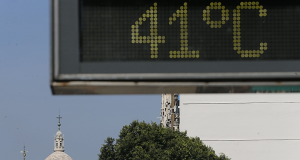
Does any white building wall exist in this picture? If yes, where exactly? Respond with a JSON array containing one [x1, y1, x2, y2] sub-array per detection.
[[180, 93, 300, 160]]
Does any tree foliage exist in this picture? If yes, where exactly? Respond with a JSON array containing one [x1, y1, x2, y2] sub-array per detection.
[[99, 120, 230, 160]]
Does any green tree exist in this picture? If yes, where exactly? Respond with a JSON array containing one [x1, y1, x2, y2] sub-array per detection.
[[99, 120, 230, 160]]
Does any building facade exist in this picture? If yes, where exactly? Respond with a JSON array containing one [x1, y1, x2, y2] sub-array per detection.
[[160, 94, 180, 131]]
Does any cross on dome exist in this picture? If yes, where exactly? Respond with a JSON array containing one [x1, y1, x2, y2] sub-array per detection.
[[56, 114, 62, 131]]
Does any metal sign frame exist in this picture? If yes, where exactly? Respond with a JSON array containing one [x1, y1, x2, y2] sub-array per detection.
[[51, 0, 300, 94]]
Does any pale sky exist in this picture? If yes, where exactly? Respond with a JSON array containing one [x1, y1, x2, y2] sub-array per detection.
[[1, 1, 300, 160]]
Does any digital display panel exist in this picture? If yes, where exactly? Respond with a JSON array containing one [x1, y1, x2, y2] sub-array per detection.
[[80, 1, 300, 61]]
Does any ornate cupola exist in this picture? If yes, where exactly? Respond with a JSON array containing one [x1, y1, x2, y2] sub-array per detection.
[[45, 114, 73, 160]]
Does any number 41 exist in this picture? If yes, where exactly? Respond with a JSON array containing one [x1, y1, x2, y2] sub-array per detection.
[[132, 2, 267, 59]]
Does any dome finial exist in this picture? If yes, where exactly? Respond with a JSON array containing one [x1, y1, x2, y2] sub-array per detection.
[[54, 112, 65, 152], [56, 112, 62, 131]]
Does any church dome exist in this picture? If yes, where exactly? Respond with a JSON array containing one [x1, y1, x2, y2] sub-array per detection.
[[45, 151, 73, 160]]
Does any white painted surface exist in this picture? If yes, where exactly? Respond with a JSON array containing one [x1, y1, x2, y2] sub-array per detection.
[[180, 93, 300, 160]]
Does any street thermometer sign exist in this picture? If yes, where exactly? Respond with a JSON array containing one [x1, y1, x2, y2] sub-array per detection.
[[51, 0, 300, 94]]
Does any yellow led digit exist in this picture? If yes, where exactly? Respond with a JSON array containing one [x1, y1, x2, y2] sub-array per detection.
[[131, 2, 165, 59], [169, 2, 199, 59], [203, 2, 229, 28], [234, 2, 267, 58]]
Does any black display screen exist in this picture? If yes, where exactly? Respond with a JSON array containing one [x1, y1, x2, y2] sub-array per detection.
[[80, 0, 300, 61]]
